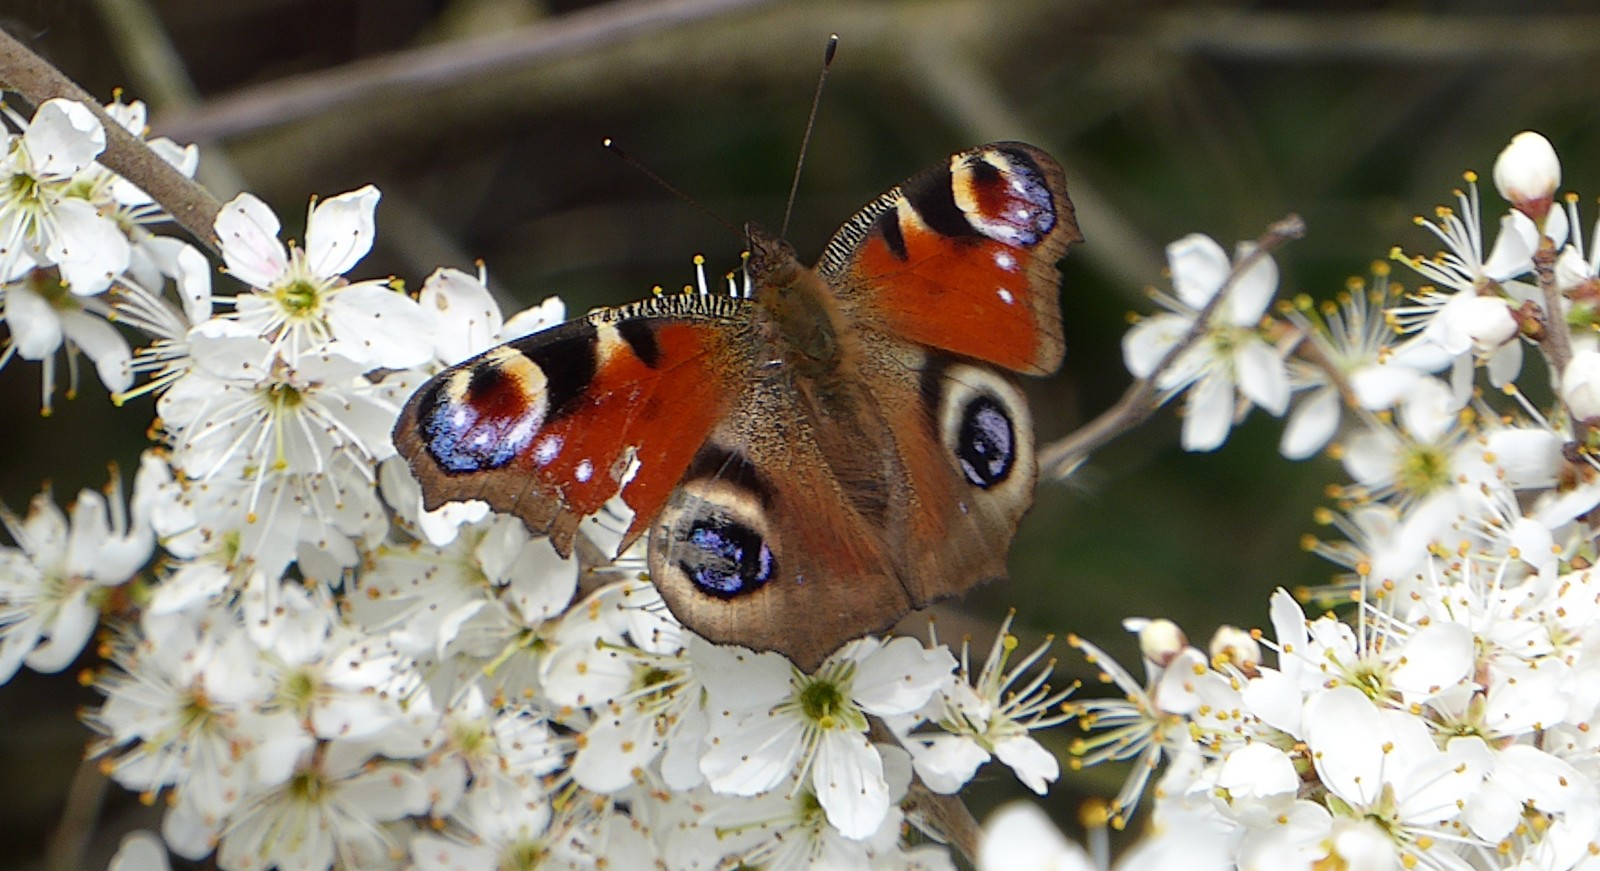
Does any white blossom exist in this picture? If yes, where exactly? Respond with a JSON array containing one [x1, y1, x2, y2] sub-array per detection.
[[1123, 233, 1288, 451]]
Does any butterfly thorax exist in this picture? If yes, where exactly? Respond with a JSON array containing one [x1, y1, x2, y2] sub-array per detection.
[[747, 224, 848, 377]]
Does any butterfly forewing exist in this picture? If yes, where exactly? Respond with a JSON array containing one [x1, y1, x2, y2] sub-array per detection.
[[821, 142, 1078, 376], [394, 294, 754, 556]]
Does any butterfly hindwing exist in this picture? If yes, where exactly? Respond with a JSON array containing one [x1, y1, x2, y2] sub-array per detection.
[[646, 373, 915, 671], [820, 142, 1079, 376], [879, 341, 1039, 605], [394, 294, 754, 556]]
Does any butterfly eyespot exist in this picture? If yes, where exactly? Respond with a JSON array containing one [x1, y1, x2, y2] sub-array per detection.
[[955, 394, 1016, 488], [954, 147, 1057, 247], [928, 359, 1035, 495], [677, 512, 777, 598], [420, 352, 549, 473], [652, 476, 779, 603]]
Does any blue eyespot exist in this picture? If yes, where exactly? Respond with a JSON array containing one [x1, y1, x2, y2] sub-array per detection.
[[956, 395, 1015, 488], [677, 514, 777, 598], [421, 384, 539, 473]]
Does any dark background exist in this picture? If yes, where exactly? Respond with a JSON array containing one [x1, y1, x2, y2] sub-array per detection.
[[4, 0, 1597, 867]]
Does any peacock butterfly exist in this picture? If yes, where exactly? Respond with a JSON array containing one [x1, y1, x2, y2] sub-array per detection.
[[392, 142, 1081, 671]]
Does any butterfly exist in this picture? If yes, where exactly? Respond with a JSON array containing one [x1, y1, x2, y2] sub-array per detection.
[[392, 142, 1080, 671]]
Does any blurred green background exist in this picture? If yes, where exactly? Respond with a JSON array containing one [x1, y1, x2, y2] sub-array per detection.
[[4, 0, 1599, 867]]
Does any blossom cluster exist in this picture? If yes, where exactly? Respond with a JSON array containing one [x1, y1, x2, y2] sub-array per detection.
[[0, 95, 1068, 871], [1024, 130, 1600, 871], [13, 81, 1600, 871]]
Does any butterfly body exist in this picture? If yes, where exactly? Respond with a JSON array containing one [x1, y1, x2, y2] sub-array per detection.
[[394, 142, 1080, 670]]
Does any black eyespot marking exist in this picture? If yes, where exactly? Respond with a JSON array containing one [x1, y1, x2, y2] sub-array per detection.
[[617, 319, 661, 368], [969, 155, 1003, 186], [685, 445, 774, 507], [514, 322, 597, 417], [675, 513, 777, 598], [466, 361, 505, 398], [875, 207, 908, 261], [956, 395, 1015, 488], [903, 164, 980, 241]]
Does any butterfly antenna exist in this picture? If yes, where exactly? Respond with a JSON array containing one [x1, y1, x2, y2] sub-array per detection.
[[603, 137, 742, 241], [779, 33, 839, 239]]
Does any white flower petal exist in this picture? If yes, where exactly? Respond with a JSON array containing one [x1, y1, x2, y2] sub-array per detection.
[[814, 729, 889, 840], [24, 587, 96, 672], [1482, 210, 1539, 281], [4, 283, 64, 359], [907, 734, 989, 794], [1483, 427, 1562, 488], [979, 803, 1093, 871], [694, 637, 795, 712], [419, 267, 503, 364], [700, 712, 806, 796], [1349, 361, 1423, 410], [1389, 622, 1473, 698], [571, 712, 659, 793], [59, 309, 132, 392], [24, 99, 105, 176], [305, 185, 380, 278], [1181, 370, 1234, 452], [1241, 668, 1303, 736], [851, 636, 955, 716], [109, 831, 171, 871], [1485, 337, 1524, 387], [992, 735, 1059, 795], [1398, 376, 1456, 443], [1280, 386, 1340, 460], [50, 199, 130, 295], [1122, 312, 1191, 379], [1167, 234, 1230, 309], [501, 296, 567, 341], [1305, 686, 1388, 807], [1224, 241, 1279, 326], [1234, 338, 1289, 415], [142, 237, 213, 324], [215, 193, 287, 288], [322, 283, 431, 369]]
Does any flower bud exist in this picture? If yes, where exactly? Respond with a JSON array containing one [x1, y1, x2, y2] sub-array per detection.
[[1209, 625, 1261, 671], [1494, 131, 1560, 223], [1135, 618, 1188, 667]]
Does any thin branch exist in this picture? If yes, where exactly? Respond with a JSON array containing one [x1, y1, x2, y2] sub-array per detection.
[[1152, 11, 1600, 62], [1535, 237, 1573, 380], [0, 26, 224, 254], [152, 0, 776, 144], [1039, 214, 1307, 478], [45, 755, 109, 871], [866, 718, 983, 863], [906, 781, 984, 861]]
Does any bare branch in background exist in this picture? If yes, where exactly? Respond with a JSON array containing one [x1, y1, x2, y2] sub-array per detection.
[[153, 0, 778, 144]]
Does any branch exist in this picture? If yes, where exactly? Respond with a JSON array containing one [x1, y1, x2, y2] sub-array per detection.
[[1535, 237, 1573, 380], [152, 0, 776, 144], [906, 781, 983, 861], [45, 755, 109, 871], [0, 27, 224, 255], [1039, 214, 1307, 478], [867, 718, 983, 862]]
